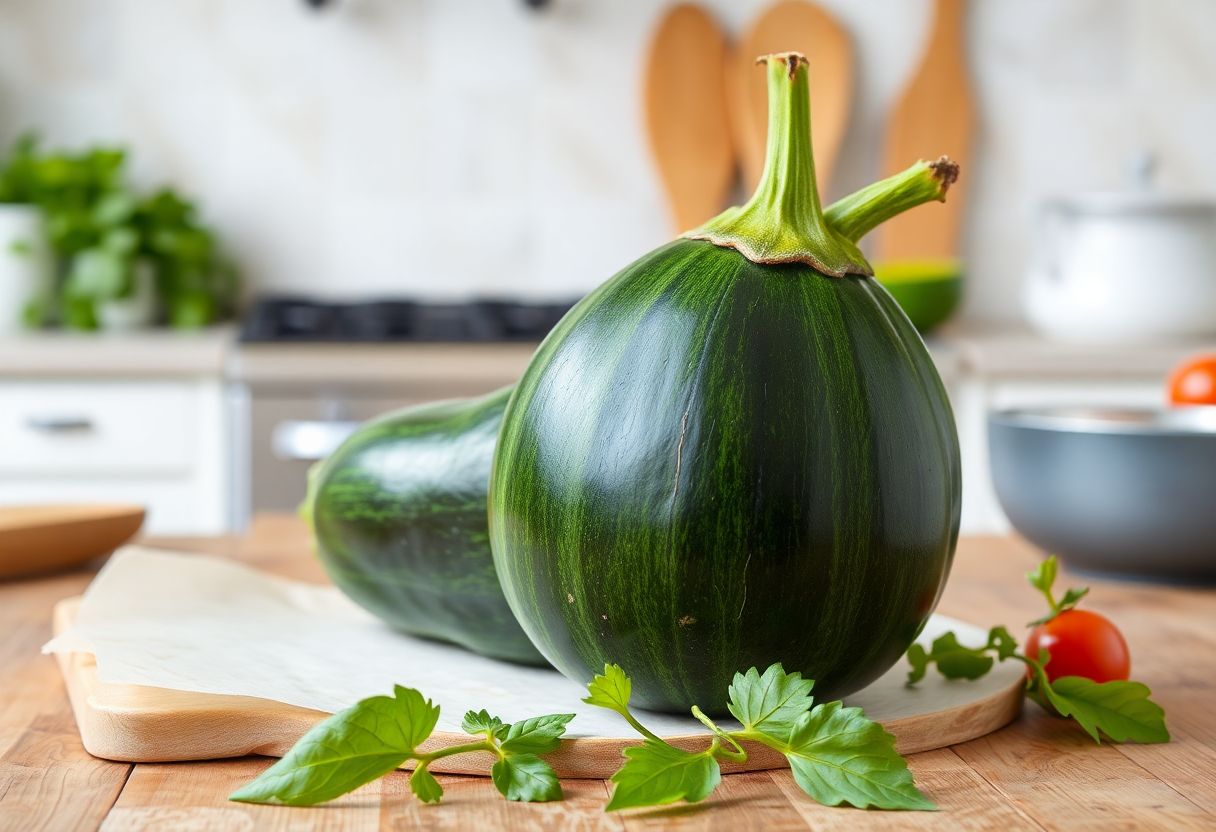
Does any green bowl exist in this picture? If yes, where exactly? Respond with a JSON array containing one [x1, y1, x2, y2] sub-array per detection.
[[874, 260, 963, 334]]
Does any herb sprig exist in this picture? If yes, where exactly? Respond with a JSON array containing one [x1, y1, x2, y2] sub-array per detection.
[[906, 556, 1169, 745], [230, 686, 572, 806], [230, 662, 933, 813], [586, 663, 934, 812]]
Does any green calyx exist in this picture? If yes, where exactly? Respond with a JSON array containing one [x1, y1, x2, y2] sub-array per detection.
[[686, 53, 869, 277]]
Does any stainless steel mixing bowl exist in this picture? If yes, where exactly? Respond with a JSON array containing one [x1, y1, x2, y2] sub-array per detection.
[[988, 406, 1216, 584]]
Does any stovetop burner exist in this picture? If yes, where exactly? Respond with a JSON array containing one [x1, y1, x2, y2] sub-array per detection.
[[239, 296, 579, 343]]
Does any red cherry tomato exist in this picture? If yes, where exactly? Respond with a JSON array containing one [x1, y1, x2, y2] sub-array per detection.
[[1024, 609, 1131, 683], [1168, 354, 1216, 406]]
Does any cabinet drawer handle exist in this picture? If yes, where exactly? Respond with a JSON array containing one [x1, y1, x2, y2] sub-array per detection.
[[26, 416, 95, 433], [271, 420, 361, 461]]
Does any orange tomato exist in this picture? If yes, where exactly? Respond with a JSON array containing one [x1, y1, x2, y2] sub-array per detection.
[[1168, 354, 1216, 406]]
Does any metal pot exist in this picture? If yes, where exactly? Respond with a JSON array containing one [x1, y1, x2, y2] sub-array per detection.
[[989, 407, 1216, 584], [1024, 192, 1216, 342]]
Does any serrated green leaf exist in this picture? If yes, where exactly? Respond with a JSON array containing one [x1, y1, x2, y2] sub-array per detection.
[[780, 702, 935, 810], [583, 663, 632, 714], [606, 739, 720, 812], [410, 766, 443, 804], [499, 713, 575, 755], [1039, 676, 1170, 744], [1027, 556, 1058, 594], [726, 663, 815, 735], [229, 687, 439, 806], [461, 709, 505, 736], [491, 754, 563, 802]]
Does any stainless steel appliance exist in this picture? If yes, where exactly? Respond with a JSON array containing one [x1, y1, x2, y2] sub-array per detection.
[[231, 296, 574, 525]]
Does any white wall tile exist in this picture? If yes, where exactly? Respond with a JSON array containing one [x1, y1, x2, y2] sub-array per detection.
[[0, 0, 1213, 323]]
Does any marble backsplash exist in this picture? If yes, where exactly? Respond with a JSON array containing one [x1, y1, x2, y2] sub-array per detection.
[[0, 0, 1213, 323]]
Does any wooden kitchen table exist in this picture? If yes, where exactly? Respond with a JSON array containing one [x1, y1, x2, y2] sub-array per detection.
[[2, 515, 1213, 831]]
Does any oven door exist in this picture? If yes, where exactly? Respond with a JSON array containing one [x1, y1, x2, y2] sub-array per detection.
[[243, 393, 423, 520]]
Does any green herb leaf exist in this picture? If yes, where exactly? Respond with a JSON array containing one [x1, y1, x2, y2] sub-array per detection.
[[229, 686, 439, 806], [1037, 674, 1169, 744], [1058, 586, 1090, 609], [905, 632, 993, 685], [906, 643, 930, 685], [461, 709, 505, 736], [780, 702, 935, 810], [1029, 586, 1091, 626], [931, 632, 995, 680], [499, 713, 576, 755], [906, 626, 1020, 685], [606, 739, 720, 812], [583, 663, 632, 714], [491, 754, 563, 802], [726, 663, 815, 735], [409, 766, 444, 804], [988, 626, 1019, 660], [1027, 556, 1058, 595]]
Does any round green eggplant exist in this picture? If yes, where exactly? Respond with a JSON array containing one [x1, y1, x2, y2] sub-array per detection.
[[308, 388, 547, 666], [488, 55, 960, 712]]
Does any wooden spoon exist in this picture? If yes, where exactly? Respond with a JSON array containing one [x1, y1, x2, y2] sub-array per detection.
[[875, 0, 974, 262], [727, 0, 854, 195], [643, 3, 735, 233]]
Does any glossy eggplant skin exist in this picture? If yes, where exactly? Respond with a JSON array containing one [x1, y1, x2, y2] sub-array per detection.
[[489, 239, 961, 712], [310, 388, 546, 666]]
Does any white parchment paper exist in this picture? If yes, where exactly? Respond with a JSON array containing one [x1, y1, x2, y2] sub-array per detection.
[[43, 546, 997, 738]]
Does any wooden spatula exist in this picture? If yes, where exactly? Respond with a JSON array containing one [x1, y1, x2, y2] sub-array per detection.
[[727, 0, 854, 195], [876, 0, 974, 262], [643, 4, 735, 233]]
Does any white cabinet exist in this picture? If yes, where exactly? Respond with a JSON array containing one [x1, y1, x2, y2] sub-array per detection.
[[0, 379, 229, 534]]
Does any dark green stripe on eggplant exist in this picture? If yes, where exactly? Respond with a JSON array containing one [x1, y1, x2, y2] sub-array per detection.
[[310, 388, 547, 666], [490, 240, 960, 712]]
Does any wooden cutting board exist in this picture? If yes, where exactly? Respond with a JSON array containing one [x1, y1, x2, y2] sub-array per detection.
[[727, 0, 854, 195], [876, 0, 974, 261], [643, 3, 736, 232], [51, 597, 1024, 779], [0, 505, 144, 580]]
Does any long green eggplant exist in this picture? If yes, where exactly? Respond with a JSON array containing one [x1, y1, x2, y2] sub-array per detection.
[[489, 54, 961, 712], [307, 388, 546, 666]]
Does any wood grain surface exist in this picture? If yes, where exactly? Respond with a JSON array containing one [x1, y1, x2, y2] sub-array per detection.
[[2, 514, 1214, 831]]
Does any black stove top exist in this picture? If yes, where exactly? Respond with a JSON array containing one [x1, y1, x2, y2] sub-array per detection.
[[239, 296, 579, 343]]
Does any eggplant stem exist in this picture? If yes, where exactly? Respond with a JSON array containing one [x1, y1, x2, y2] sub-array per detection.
[[825, 157, 959, 244], [685, 53, 870, 277]]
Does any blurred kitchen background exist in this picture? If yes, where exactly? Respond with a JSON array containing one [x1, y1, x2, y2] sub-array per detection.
[[1, 0, 1214, 536]]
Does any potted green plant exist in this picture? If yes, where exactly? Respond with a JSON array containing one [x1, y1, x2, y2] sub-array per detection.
[[0, 135, 237, 331]]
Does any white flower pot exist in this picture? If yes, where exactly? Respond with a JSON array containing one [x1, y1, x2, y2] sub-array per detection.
[[0, 204, 51, 333], [96, 259, 157, 331]]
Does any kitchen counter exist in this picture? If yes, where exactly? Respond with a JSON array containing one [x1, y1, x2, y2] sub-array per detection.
[[0, 327, 233, 378], [2, 325, 1213, 381], [232, 341, 540, 385], [1, 516, 1213, 830], [943, 327, 1216, 378]]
